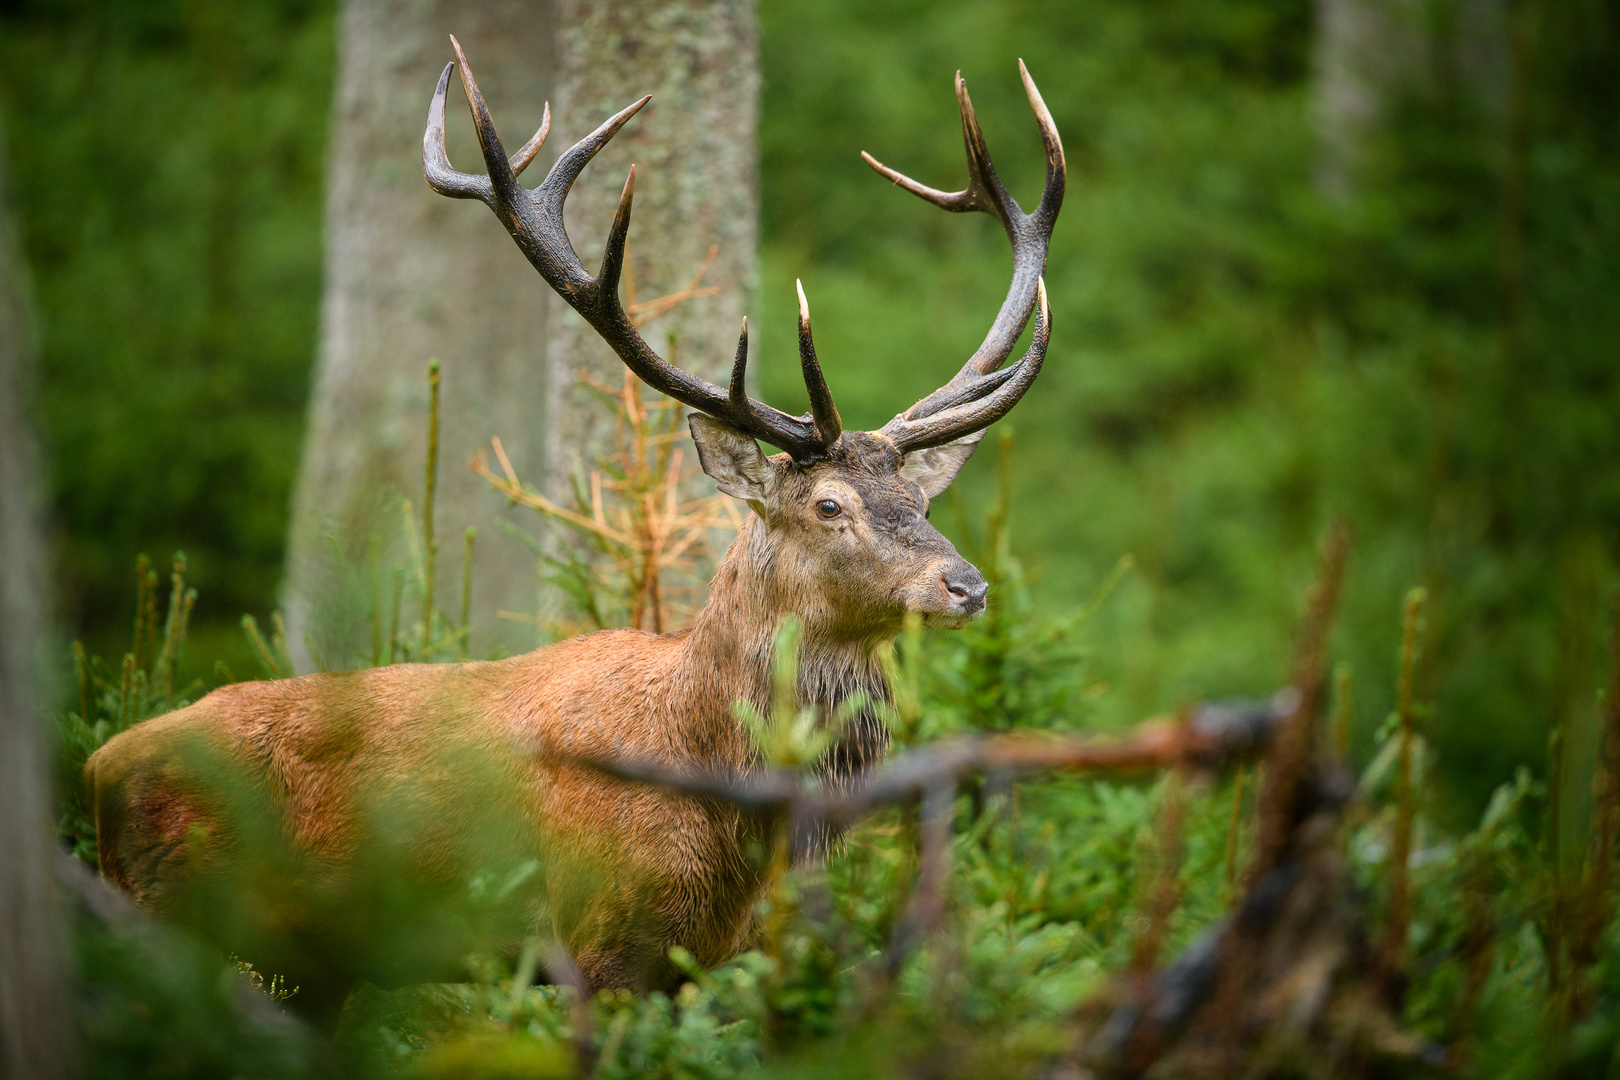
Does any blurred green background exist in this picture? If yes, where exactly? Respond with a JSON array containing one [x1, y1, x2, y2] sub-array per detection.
[[2, 0, 1617, 823]]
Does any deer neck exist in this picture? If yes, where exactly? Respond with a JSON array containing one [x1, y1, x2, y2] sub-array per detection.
[[680, 516, 892, 766]]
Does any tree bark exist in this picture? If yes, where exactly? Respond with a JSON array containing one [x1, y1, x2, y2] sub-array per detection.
[[290, 0, 758, 657], [286, 0, 556, 666], [540, 0, 757, 617], [0, 126, 72, 1080]]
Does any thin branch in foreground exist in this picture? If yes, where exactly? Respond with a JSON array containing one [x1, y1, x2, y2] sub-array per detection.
[[550, 693, 1293, 979], [554, 693, 1295, 836]]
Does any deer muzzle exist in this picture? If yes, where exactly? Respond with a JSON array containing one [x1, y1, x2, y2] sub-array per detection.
[[924, 557, 988, 628]]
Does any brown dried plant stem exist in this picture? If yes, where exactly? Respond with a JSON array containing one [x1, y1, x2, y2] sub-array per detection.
[[624, 242, 720, 326], [1205, 521, 1350, 1068], [1134, 748, 1190, 973], [1250, 520, 1352, 880], [573, 697, 1291, 995], [1332, 662, 1353, 760], [1383, 586, 1427, 982], [885, 779, 956, 975]]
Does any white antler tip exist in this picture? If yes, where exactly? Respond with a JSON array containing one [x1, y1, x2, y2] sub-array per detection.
[[795, 279, 809, 321]]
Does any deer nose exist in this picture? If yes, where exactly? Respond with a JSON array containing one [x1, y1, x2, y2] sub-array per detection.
[[942, 566, 988, 613]]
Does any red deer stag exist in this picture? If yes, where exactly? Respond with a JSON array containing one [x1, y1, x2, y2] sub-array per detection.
[[87, 39, 1064, 1015]]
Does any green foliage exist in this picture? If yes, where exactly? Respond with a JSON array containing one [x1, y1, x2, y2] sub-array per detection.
[[57, 552, 201, 861], [45, 521, 1620, 1075], [69, 875, 329, 1079], [0, 0, 334, 660], [736, 617, 867, 768], [918, 433, 1131, 736]]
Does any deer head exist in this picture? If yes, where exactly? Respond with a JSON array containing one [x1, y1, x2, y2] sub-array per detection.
[[424, 39, 1064, 642]]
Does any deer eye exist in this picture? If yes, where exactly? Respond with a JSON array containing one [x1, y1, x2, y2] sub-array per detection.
[[815, 499, 841, 520]]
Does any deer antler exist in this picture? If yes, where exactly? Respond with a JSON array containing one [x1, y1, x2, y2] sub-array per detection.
[[423, 36, 841, 460], [864, 62, 1066, 452]]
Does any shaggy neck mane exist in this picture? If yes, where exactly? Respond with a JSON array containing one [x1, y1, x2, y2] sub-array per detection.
[[679, 514, 892, 778]]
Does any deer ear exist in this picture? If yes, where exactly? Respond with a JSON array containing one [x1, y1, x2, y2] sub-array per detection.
[[899, 430, 985, 499], [690, 414, 776, 507]]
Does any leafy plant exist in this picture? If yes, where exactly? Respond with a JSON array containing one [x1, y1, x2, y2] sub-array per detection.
[[57, 552, 199, 862]]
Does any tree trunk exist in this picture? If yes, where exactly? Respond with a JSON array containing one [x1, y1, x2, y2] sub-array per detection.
[[0, 127, 72, 1080], [1313, 0, 1506, 197], [1313, 0, 1420, 197], [539, 0, 757, 619], [286, 0, 556, 666], [290, 0, 758, 658]]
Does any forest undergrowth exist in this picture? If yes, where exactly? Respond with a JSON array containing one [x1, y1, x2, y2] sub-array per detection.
[[51, 371, 1620, 1079]]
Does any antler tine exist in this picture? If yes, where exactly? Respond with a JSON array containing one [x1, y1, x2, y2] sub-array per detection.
[[859, 150, 974, 212], [858, 71, 1017, 223], [423, 62, 492, 201], [796, 281, 843, 445], [1019, 58, 1065, 223], [597, 165, 636, 294], [729, 317, 750, 411], [953, 69, 1020, 233], [881, 279, 1051, 452], [424, 47, 553, 199], [509, 100, 551, 178], [425, 39, 833, 460], [858, 72, 988, 214], [865, 62, 1065, 430], [447, 36, 522, 207]]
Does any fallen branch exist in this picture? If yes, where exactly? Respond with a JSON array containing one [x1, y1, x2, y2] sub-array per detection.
[[555, 691, 1297, 833], [545, 692, 1291, 979]]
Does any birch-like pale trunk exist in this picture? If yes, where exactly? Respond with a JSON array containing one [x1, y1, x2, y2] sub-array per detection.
[[540, 0, 757, 623], [286, 0, 555, 665]]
